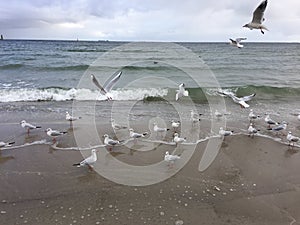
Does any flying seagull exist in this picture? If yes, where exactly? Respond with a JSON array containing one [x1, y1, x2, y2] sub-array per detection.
[[229, 38, 247, 48], [91, 71, 122, 100], [243, 0, 268, 34], [175, 83, 189, 101], [218, 90, 256, 108]]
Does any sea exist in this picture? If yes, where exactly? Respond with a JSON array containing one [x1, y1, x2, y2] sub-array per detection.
[[0, 40, 300, 140]]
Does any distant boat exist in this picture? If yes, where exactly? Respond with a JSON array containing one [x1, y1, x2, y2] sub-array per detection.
[[0, 35, 3, 40]]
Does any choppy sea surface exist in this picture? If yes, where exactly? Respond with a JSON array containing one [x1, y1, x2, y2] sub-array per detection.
[[0, 40, 299, 139]]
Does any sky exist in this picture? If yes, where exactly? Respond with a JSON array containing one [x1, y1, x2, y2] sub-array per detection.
[[1, 0, 300, 42]]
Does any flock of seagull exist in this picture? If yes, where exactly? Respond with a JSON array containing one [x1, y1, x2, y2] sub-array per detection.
[[230, 0, 268, 48]]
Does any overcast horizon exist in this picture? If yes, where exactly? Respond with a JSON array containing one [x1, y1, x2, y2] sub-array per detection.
[[1, 0, 300, 42]]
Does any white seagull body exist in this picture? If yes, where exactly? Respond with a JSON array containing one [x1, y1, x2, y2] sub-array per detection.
[[219, 127, 234, 137], [91, 71, 122, 100], [103, 134, 122, 150], [73, 149, 97, 170], [129, 128, 148, 139], [229, 38, 247, 48], [46, 128, 67, 142], [190, 110, 201, 124], [215, 110, 223, 119], [243, 0, 268, 34], [248, 123, 259, 137], [66, 112, 81, 122], [176, 83, 189, 101], [0, 141, 15, 148], [111, 119, 127, 130], [164, 151, 180, 167], [20, 120, 41, 134], [218, 90, 255, 108], [249, 109, 260, 121], [270, 121, 288, 134], [171, 120, 180, 131], [153, 123, 169, 133], [287, 131, 299, 146], [264, 114, 278, 128], [173, 133, 186, 146]]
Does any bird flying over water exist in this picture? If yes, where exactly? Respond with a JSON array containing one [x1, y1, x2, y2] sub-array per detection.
[[218, 90, 256, 108], [243, 0, 268, 34], [175, 83, 189, 101], [91, 71, 122, 100], [229, 38, 247, 48]]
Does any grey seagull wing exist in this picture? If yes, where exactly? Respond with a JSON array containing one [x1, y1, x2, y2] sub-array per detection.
[[252, 0, 268, 24], [91, 74, 107, 95], [104, 71, 122, 92]]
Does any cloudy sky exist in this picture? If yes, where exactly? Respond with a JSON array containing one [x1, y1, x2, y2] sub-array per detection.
[[1, 0, 300, 42]]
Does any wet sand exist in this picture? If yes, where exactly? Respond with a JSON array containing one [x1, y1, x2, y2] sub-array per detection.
[[1, 122, 300, 225]]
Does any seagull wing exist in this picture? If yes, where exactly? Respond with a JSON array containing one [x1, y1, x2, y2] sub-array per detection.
[[236, 38, 247, 43], [240, 93, 256, 102], [252, 0, 268, 24], [91, 74, 107, 95], [230, 39, 237, 44], [104, 71, 122, 92], [238, 100, 250, 108]]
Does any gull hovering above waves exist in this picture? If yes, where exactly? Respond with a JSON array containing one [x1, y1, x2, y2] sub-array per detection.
[[46, 128, 67, 143], [91, 71, 122, 100], [103, 134, 123, 151], [20, 120, 42, 134], [218, 90, 256, 108], [243, 0, 268, 34], [287, 131, 299, 147], [176, 83, 189, 101], [164, 151, 180, 167], [73, 149, 97, 170], [0, 141, 15, 148], [229, 38, 247, 48]]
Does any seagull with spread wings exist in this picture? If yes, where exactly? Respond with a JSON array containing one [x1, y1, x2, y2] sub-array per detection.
[[218, 90, 256, 108], [243, 0, 269, 34], [91, 71, 122, 100], [229, 38, 247, 48]]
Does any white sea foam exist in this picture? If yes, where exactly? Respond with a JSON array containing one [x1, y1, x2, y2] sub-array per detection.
[[0, 88, 168, 102]]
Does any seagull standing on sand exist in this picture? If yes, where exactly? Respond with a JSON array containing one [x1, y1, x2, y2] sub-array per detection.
[[20, 120, 41, 134], [46, 128, 67, 143], [66, 112, 81, 127], [243, 0, 269, 34], [91, 71, 122, 100], [173, 133, 186, 146], [164, 151, 180, 167], [175, 83, 189, 101], [171, 120, 180, 132], [73, 149, 98, 170], [215, 110, 223, 119], [269, 121, 288, 135], [264, 114, 278, 128], [249, 109, 260, 122], [287, 131, 299, 147], [248, 123, 259, 138], [103, 134, 123, 151], [190, 110, 202, 125], [129, 128, 148, 143], [111, 119, 127, 130], [153, 122, 169, 136], [0, 141, 15, 148], [219, 127, 234, 137], [229, 38, 247, 48]]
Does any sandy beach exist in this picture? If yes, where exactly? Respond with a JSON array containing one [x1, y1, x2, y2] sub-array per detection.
[[1, 119, 300, 225]]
